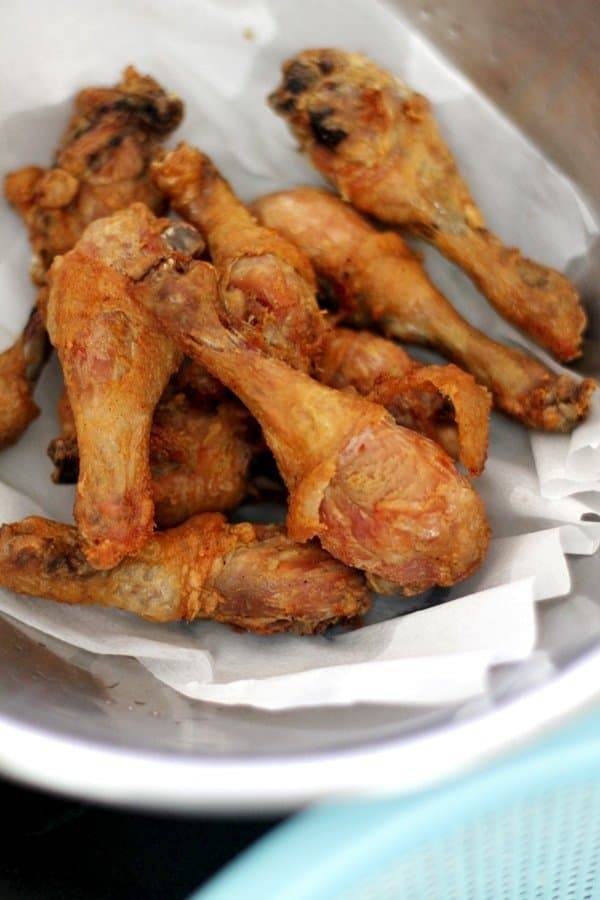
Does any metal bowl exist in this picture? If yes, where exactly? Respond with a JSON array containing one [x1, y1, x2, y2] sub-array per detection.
[[0, 0, 597, 811]]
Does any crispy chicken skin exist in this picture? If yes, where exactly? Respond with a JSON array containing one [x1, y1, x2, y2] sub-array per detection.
[[254, 188, 595, 432], [269, 50, 587, 362], [5, 66, 183, 284], [172, 357, 226, 404], [46, 204, 206, 569], [0, 514, 370, 635], [151, 146, 490, 466], [318, 327, 490, 475], [48, 391, 258, 528], [0, 305, 51, 450], [151, 143, 325, 371], [1, 66, 183, 451], [131, 212, 490, 595], [318, 325, 416, 395], [148, 394, 257, 527]]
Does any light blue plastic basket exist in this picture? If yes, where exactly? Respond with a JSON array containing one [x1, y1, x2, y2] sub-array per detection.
[[193, 708, 600, 900]]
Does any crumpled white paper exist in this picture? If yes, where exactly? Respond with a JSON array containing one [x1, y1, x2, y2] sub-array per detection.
[[0, 480, 597, 709], [0, 0, 598, 710], [531, 394, 600, 498]]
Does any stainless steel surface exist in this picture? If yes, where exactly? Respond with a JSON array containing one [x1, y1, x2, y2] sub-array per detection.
[[0, 0, 598, 809], [386, 0, 600, 212]]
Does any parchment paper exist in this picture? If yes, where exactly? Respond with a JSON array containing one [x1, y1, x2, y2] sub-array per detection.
[[0, 0, 598, 709]]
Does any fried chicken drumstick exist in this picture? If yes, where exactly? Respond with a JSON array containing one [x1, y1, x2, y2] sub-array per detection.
[[254, 188, 595, 432], [151, 142, 324, 372], [319, 328, 490, 475], [269, 50, 587, 362], [152, 143, 488, 466], [124, 208, 489, 594], [1, 66, 183, 450], [0, 514, 370, 635], [46, 204, 205, 569], [48, 390, 258, 527], [6, 66, 183, 283], [0, 306, 50, 450]]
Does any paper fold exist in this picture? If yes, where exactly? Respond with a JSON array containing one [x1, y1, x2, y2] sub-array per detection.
[[0, 0, 598, 710], [0, 480, 598, 709]]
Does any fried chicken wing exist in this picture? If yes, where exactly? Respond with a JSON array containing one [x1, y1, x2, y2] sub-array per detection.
[[318, 327, 490, 475], [0, 514, 370, 635], [48, 390, 258, 528], [1, 66, 184, 451], [46, 204, 206, 569], [0, 305, 50, 450], [151, 143, 324, 371], [254, 188, 595, 432], [269, 50, 587, 362], [130, 213, 489, 595]]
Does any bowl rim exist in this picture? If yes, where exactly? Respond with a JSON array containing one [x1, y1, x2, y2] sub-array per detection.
[[0, 643, 599, 812]]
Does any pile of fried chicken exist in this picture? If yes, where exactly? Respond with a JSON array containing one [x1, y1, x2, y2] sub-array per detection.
[[0, 52, 595, 637]]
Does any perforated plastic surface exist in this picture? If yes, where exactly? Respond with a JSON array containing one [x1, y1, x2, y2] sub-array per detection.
[[338, 782, 600, 900], [194, 709, 600, 900]]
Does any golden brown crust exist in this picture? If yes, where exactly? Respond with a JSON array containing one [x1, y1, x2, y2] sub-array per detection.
[[151, 396, 257, 526], [46, 204, 206, 569], [254, 188, 595, 432], [134, 205, 490, 594], [171, 358, 226, 404], [151, 143, 325, 372], [317, 326, 414, 391], [269, 50, 587, 362], [318, 416, 488, 595], [1, 66, 184, 452], [0, 515, 370, 635], [317, 327, 490, 475], [49, 391, 258, 527], [5, 66, 183, 285], [0, 305, 50, 450]]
